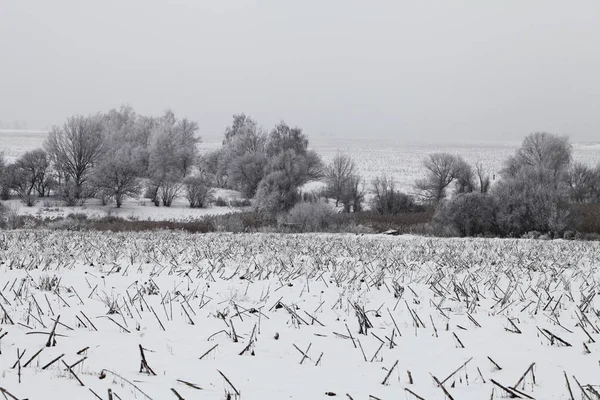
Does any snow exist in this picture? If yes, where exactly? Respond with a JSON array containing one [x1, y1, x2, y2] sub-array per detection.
[[0, 231, 598, 399], [4, 189, 245, 222]]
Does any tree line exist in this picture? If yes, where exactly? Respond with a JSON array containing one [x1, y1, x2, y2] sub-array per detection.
[[0, 106, 597, 239], [286, 131, 599, 238], [426, 132, 600, 238], [0, 107, 325, 214]]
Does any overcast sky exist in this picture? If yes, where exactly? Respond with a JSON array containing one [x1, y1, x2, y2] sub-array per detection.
[[1, 0, 599, 142]]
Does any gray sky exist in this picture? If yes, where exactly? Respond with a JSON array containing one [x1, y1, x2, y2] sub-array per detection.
[[1, 1, 599, 142]]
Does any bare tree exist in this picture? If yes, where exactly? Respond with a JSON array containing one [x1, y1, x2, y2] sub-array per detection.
[[12, 149, 53, 205], [184, 175, 215, 208], [0, 152, 10, 200], [415, 153, 458, 202], [563, 162, 599, 203], [325, 153, 357, 207], [371, 175, 416, 215], [475, 163, 491, 194], [453, 157, 476, 194], [341, 173, 365, 213], [44, 114, 106, 201]]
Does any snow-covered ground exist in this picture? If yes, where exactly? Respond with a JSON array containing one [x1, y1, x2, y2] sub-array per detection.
[[0, 231, 598, 399], [2, 189, 245, 222]]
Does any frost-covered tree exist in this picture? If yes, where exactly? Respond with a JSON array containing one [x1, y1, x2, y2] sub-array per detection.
[[265, 122, 309, 157], [223, 113, 259, 146], [146, 111, 201, 206], [184, 175, 214, 208], [91, 144, 144, 208], [227, 152, 269, 198], [502, 132, 572, 182]]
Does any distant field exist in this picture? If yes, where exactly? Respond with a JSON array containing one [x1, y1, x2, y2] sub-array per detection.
[[0, 129, 50, 161], [2, 130, 599, 193], [310, 137, 600, 193]]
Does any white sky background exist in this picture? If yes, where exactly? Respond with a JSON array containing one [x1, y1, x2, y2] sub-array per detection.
[[1, 0, 599, 142]]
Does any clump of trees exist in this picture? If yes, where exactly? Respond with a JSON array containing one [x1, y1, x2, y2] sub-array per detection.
[[432, 132, 596, 238], [370, 175, 419, 215], [4, 110, 600, 241], [201, 114, 323, 215], [323, 153, 365, 213], [0, 106, 206, 209], [415, 153, 489, 202], [0, 108, 328, 216]]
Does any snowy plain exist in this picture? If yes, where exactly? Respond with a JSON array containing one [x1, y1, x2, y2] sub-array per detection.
[[0, 231, 599, 399]]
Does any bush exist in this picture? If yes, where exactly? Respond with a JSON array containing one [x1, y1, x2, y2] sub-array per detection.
[[493, 168, 570, 237], [569, 203, 600, 234], [60, 182, 88, 207], [230, 198, 252, 207], [371, 175, 420, 215], [433, 193, 498, 237], [184, 176, 214, 208], [214, 197, 228, 207], [282, 202, 335, 232], [254, 171, 300, 215]]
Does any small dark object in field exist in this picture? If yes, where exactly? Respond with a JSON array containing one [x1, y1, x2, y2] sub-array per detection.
[[239, 276, 245, 280], [249, 308, 258, 314], [275, 303, 283, 310], [325, 392, 337, 396], [274, 332, 279, 340], [287, 283, 293, 287], [99, 371, 106, 379]]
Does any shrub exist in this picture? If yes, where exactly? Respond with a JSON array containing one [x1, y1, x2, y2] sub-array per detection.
[[569, 203, 600, 234], [254, 171, 300, 215], [184, 176, 214, 208], [493, 168, 570, 237], [214, 197, 228, 207], [214, 213, 245, 233], [433, 193, 498, 237], [371, 175, 420, 215], [230, 198, 252, 207], [282, 201, 335, 232]]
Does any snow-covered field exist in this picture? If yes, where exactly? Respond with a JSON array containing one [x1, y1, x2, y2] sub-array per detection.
[[0, 231, 599, 399], [311, 137, 600, 193], [1, 189, 244, 222]]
